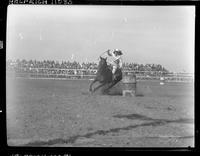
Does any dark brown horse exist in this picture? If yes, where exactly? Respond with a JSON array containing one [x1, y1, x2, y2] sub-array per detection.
[[89, 57, 122, 94]]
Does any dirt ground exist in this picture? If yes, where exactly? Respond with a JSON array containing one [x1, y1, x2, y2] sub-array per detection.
[[6, 78, 194, 147]]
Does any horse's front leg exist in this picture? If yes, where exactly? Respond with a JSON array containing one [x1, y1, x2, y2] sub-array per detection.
[[104, 79, 120, 93], [105, 71, 122, 92], [89, 79, 97, 92], [93, 82, 107, 93]]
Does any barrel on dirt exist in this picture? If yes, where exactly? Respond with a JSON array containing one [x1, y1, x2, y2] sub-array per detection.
[[122, 73, 137, 97]]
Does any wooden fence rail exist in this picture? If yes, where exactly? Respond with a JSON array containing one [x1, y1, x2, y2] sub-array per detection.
[[6, 68, 194, 83]]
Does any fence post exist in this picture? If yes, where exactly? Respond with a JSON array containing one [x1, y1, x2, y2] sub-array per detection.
[[160, 77, 165, 85]]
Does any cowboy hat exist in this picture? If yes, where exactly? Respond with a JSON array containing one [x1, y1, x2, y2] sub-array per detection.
[[114, 49, 123, 55]]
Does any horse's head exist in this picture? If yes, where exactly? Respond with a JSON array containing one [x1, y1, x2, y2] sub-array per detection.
[[99, 56, 107, 67]]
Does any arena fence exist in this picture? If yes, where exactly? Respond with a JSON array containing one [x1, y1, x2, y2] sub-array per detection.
[[6, 68, 194, 83]]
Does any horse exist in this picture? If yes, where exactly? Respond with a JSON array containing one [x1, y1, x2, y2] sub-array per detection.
[[89, 56, 122, 94]]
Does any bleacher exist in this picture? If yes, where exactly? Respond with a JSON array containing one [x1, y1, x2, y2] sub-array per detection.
[[6, 59, 193, 82]]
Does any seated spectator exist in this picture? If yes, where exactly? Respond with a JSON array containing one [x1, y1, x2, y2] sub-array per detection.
[[6, 59, 170, 78]]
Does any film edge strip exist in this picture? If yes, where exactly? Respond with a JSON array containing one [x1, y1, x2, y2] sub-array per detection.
[[8, 0, 73, 5]]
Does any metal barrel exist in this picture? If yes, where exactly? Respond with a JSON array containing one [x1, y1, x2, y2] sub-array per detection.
[[122, 72, 137, 97]]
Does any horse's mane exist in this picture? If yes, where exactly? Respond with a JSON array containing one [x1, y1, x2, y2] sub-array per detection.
[[97, 57, 108, 72]]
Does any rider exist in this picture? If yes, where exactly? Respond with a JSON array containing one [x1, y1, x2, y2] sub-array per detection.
[[101, 49, 123, 80]]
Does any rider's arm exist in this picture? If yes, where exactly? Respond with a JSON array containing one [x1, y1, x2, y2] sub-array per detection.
[[110, 51, 115, 57], [107, 49, 112, 56], [100, 50, 110, 59]]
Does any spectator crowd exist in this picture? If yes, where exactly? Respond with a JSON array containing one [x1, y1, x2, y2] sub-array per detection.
[[6, 59, 169, 78]]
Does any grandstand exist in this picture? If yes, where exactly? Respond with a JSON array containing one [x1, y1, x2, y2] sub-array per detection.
[[6, 59, 194, 82]]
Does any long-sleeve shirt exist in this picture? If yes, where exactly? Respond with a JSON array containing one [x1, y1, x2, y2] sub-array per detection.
[[100, 51, 123, 69]]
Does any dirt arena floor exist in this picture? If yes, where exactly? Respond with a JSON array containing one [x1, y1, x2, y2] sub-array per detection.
[[6, 78, 194, 147]]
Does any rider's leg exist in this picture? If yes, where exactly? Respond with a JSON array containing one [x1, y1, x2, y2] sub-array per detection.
[[112, 66, 116, 74], [112, 65, 117, 80]]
